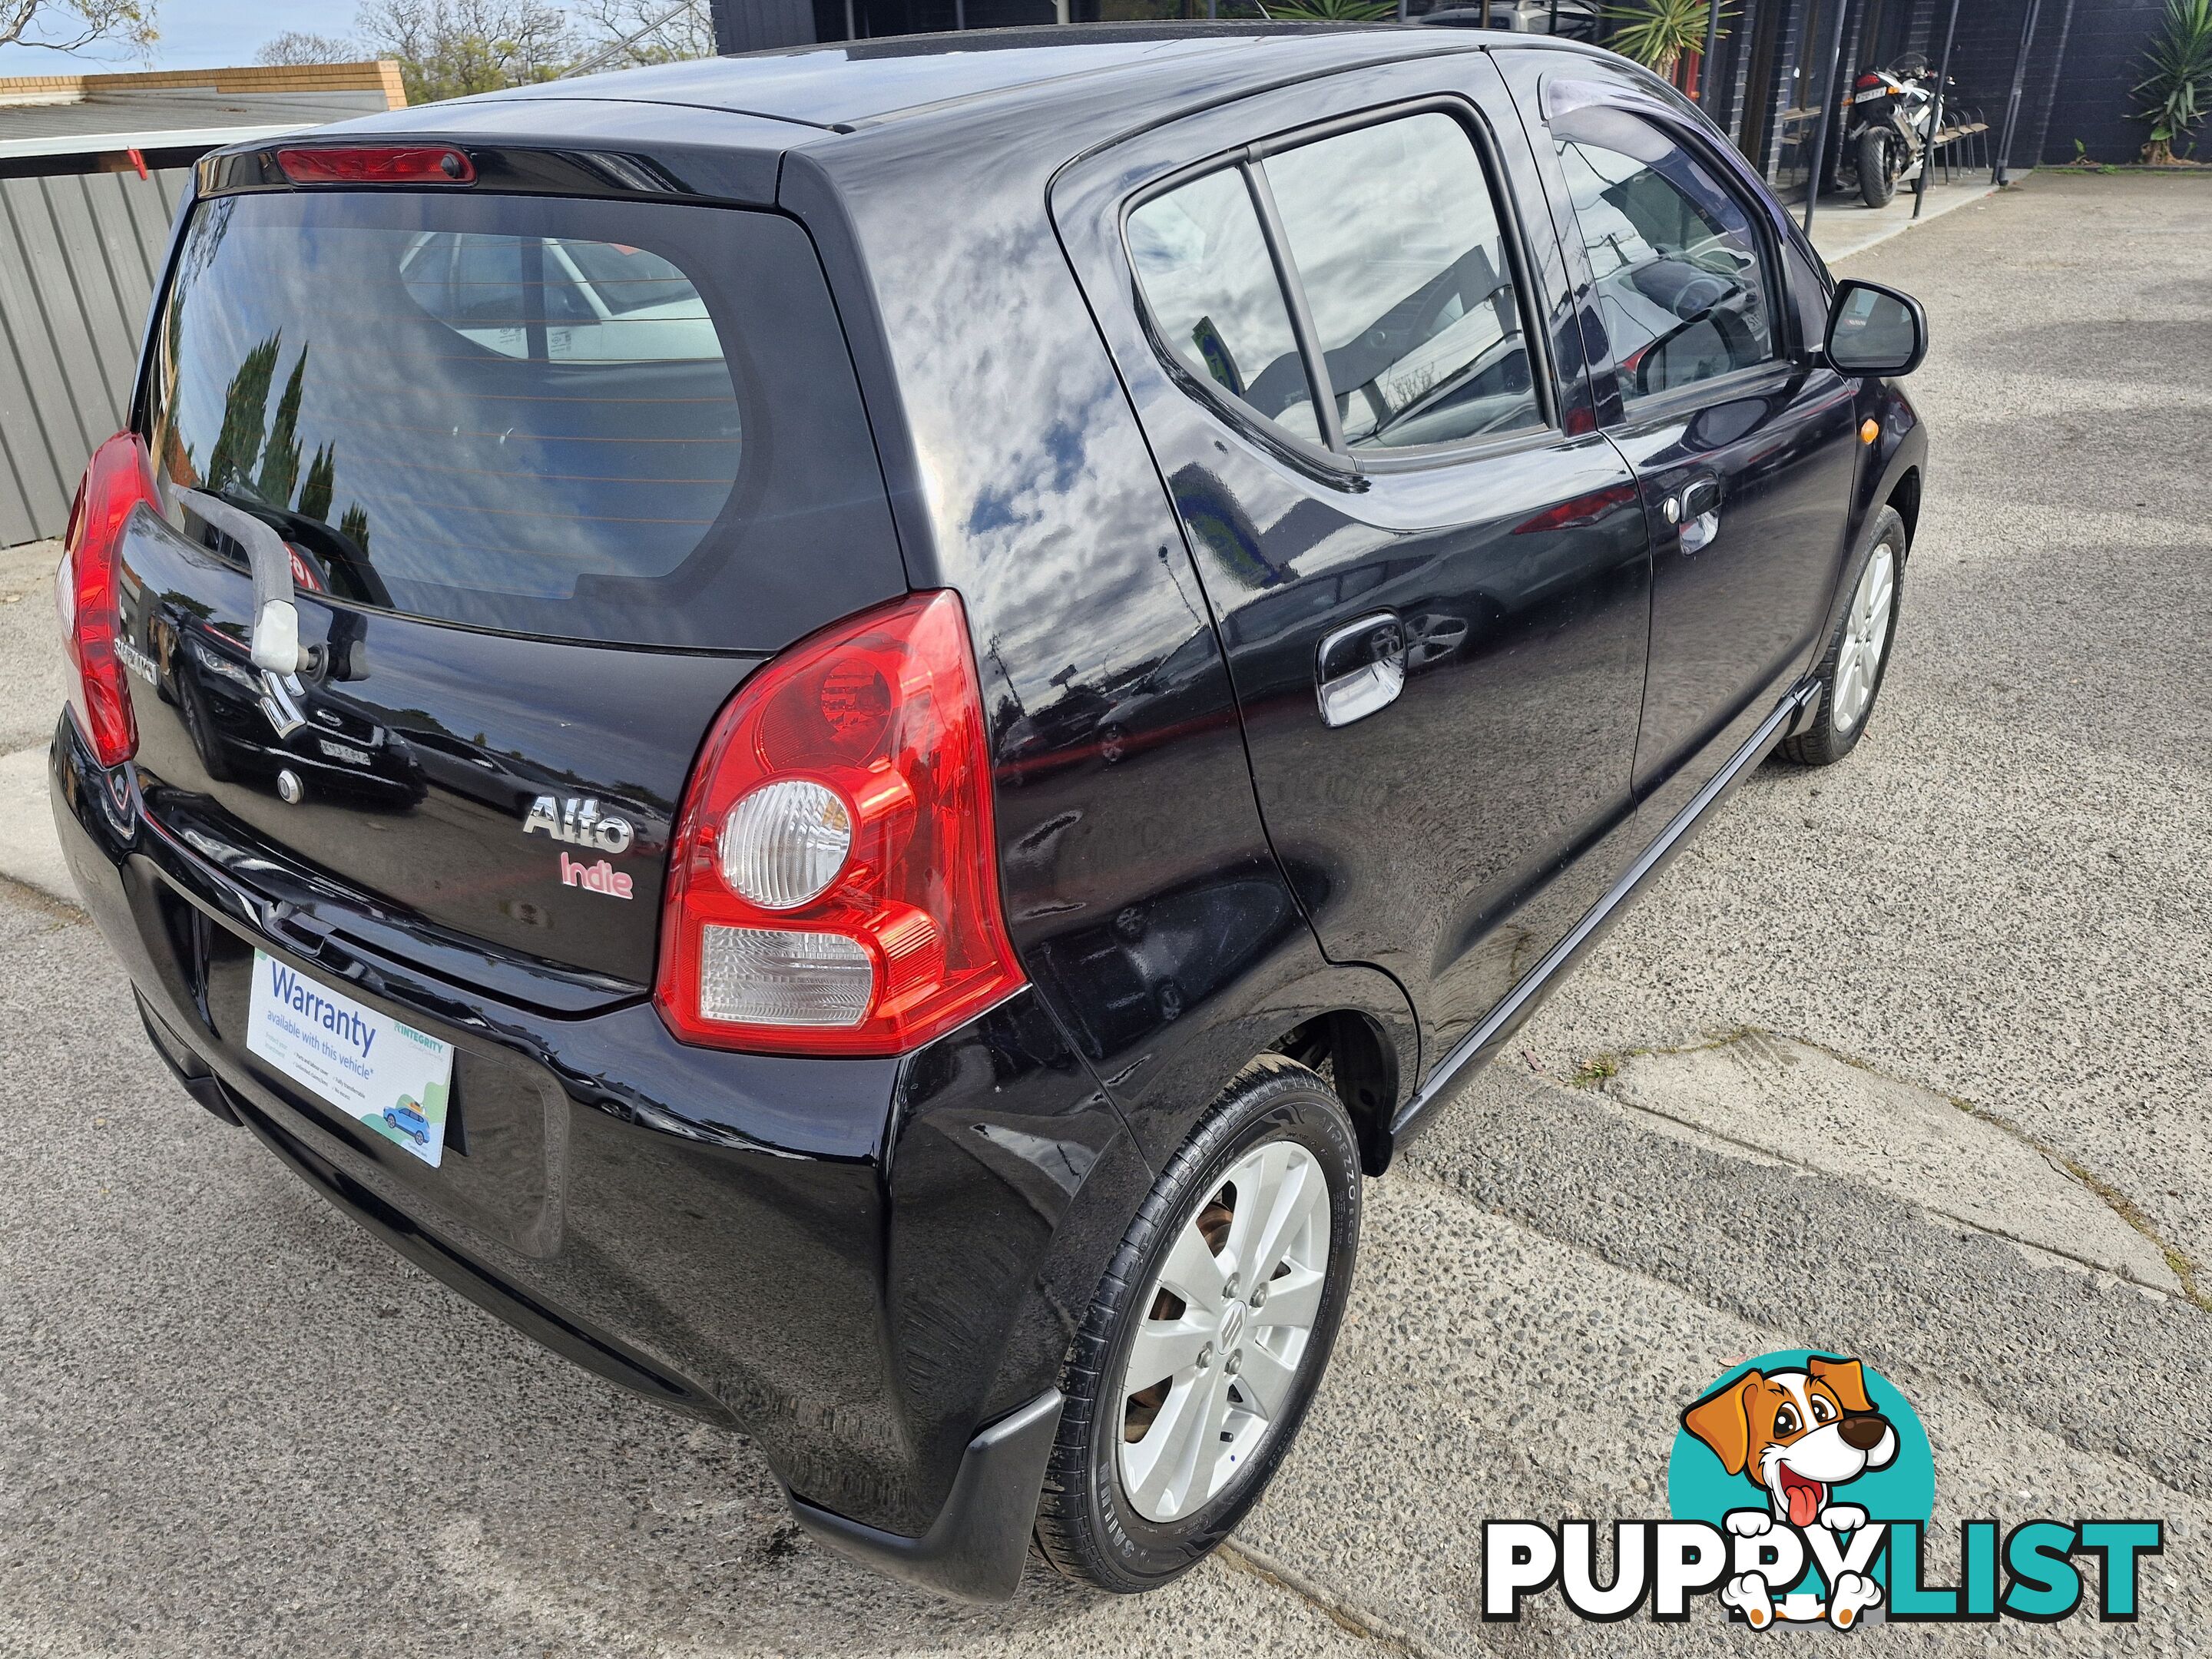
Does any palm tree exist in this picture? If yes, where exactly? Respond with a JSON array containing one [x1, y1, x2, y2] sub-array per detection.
[[1257, 0, 1397, 18], [1603, 0, 1727, 83], [2136, 0, 2212, 164]]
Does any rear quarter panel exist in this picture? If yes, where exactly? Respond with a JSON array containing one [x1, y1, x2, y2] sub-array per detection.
[[782, 108, 1421, 1172]]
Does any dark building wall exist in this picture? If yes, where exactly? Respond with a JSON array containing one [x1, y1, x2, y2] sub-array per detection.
[[2041, 0, 2171, 161], [811, 0, 1058, 39], [1943, 0, 2077, 172], [710, 0, 2151, 171], [710, 0, 816, 50]]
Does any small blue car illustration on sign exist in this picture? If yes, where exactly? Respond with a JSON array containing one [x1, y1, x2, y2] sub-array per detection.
[[383, 1098, 430, 1146]]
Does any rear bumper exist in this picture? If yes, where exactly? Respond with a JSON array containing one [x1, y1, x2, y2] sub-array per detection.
[[52, 714, 1140, 1599]]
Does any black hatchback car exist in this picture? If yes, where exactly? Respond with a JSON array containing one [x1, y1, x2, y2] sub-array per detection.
[[51, 24, 1928, 1603]]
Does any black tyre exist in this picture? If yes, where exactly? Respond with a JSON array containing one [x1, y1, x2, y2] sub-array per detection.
[[1857, 128, 1899, 207], [177, 667, 236, 783], [1778, 505, 1907, 767], [1034, 1054, 1361, 1593]]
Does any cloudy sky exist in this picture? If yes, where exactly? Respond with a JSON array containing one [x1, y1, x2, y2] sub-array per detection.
[[1, 0, 430, 71]]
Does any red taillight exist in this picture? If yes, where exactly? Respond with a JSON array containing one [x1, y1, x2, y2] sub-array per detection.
[[57, 432, 157, 768], [655, 589, 1025, 1057], [1856, 72, 1885, 89], [275, 145, 475, 186]]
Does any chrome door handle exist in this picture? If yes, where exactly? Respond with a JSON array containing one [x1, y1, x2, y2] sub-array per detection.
[[1315, 611, 1406, 729], [1664, 477, 1723, 555]]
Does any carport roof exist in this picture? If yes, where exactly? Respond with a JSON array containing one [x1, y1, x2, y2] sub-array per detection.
[[0, 62, 405, 164]]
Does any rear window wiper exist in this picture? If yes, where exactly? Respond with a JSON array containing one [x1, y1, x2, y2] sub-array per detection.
[[173, 488, 320, 737], [174, 488, 310, 679]]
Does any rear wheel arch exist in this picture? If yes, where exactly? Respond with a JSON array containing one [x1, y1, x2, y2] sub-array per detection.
[[1034, 1051, 1363, 1591], [1270, 1008, 1399, 1177]]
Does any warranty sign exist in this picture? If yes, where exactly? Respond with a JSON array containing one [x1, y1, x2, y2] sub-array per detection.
[[245, 950, 455, 1167]]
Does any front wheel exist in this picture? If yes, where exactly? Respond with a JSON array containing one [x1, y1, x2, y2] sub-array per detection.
[[1857, 128, 1899, 207], [1033, 1055, 1362, 1593], [1778, 506, 1906, 767]]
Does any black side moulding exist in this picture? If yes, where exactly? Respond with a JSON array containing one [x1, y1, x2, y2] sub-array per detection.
[[789, 1388, 1066, 1602]]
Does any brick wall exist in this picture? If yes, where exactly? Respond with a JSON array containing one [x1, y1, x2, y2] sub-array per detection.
[[0, 61, 408, 111]]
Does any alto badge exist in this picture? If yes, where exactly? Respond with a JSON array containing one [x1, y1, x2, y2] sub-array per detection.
[[522, 794, 636, 855]]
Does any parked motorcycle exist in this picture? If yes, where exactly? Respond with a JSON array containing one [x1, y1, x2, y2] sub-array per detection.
[[1841, 55, 1942, 208]]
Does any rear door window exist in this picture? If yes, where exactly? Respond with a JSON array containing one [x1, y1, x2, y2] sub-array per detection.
[[1125, 106, 1548, 459], [1260, 111, 1545, 450], [1128, 168, 1323, 445], [146, 192, 900, 650]]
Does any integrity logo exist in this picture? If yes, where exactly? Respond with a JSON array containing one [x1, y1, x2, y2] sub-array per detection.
[[1482, 1349, 2163, 1629]]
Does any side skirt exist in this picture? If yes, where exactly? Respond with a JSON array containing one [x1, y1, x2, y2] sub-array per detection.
[[1383, 676, 1820, 1159]]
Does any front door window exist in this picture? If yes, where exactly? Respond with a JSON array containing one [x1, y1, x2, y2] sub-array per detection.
[[1551, 108, 1778, 402]]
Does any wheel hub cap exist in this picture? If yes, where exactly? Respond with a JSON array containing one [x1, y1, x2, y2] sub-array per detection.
[[1115, 1140, 1331, 1523], [1833, 543, 1896, 734]]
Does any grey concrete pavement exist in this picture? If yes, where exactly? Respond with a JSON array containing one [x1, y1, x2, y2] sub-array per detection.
[[1512, 170, 2212, 1283], [1803, 175, 2001, 265], [1, 171, 2207, 1655], [0, 541, 72, 910], [0, 541, 64, 760]]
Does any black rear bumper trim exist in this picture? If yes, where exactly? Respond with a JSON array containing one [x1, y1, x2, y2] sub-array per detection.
[[790, 1387, 1065, 1603], [226, 1086, 721, 1422], [134, 989, 243, 1124]]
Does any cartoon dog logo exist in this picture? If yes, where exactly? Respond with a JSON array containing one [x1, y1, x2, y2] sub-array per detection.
[[1681, 1355, 1899, 1629]]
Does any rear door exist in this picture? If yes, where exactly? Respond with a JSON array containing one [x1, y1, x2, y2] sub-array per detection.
[[1497, 53, 1862, 820], [118, 180, 905, 996], [1053, 53, 1653, 1058]]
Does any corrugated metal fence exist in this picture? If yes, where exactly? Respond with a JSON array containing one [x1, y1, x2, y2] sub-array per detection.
[[0, 167, 187, 548]]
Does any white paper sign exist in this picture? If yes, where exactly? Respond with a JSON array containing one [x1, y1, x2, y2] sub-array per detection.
[[246, 949, 455, 1167]]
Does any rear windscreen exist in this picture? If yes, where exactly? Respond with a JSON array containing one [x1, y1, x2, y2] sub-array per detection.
[[146, 190, 902, 650]]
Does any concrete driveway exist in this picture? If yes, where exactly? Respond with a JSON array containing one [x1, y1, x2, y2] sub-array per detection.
[[1, 171, 2206, 1656]]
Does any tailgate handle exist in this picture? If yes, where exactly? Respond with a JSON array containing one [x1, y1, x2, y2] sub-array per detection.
[[174, 488, 310, 678]]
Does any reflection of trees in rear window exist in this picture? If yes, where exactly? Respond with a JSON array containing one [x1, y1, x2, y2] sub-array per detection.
[[150, 205, 741, 629]]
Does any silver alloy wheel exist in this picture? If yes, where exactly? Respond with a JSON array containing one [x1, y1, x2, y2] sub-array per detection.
[[1832, 542, 1896, 734], [1116, 1140, 1330, 1523]]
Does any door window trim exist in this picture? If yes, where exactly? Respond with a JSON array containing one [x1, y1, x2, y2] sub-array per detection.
[[1118, 94, 1565, 481]]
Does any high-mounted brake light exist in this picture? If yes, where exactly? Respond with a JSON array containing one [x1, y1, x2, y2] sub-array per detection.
[[655, 590, 1025, 1056], [56, 432, 158, 768], [276, 145, 475, 186]]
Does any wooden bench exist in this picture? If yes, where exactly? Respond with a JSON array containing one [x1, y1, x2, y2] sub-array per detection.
[[1929, 119, 1991, 180]]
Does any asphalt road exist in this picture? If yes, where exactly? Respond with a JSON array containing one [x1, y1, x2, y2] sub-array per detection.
[[2, 171, 2207, 1657]]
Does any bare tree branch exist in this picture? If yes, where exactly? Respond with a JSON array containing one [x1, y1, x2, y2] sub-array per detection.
[[254, 29, 363, 66], [353, 0, 575, 103], [568, 0, 713, 71], [0, 0, 157, 57]]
